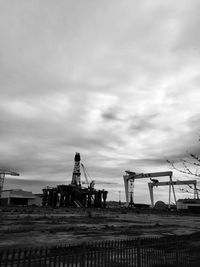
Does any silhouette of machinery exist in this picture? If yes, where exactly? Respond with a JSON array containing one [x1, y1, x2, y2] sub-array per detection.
[[124, 170, 199, 209], [123, 171, 173, 208], [0, 169, 20, 203], [42, 153, 108, 208], [148, 179, 199, 208]]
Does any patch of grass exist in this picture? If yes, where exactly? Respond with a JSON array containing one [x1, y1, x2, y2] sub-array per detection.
[[86, 210, 93, 218], [47, 226, 76, 234], [3, 226, 33, 234]]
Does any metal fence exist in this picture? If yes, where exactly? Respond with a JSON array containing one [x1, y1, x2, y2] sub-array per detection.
[[0, 236, 191, 267]]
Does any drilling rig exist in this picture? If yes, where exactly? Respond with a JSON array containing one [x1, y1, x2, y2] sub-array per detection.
[[71, 152, 81, 186], [42, 152, 108, 208]]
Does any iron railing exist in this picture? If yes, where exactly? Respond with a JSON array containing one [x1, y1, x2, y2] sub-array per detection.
[[0, 235, 191, 267]]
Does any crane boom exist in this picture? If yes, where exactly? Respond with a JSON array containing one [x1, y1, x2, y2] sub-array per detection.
[[81, 163, 90, 186], [126, 171, 173, 180], [0, 169, 20, 200], [0, 170, 19, 176], [149, 179, 197, 187]]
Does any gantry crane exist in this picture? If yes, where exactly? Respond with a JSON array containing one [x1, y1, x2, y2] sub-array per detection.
[[123, 171, 173, 207], [0, 169, 20, 198], [148, 179, 199, 208]]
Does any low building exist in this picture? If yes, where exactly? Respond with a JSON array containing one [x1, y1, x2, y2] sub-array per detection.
[[29, 193, 43, 206], [0, 189, 42, 206], [177, 198, 200, 212]]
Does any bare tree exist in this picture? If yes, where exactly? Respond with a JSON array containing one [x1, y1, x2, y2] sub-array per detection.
[[167, 152, 200, 179], [167, 149, 200, 196]]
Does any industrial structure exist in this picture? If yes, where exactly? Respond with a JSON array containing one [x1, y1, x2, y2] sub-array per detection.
[[0, 169, 20, 204], [123, 171, 173, 207], [124, 170, 200, 210], [42, 153, 108, 208], [148, 179, 199, 208], [177, 198, 200, 212], [1, 189, 42, 206]]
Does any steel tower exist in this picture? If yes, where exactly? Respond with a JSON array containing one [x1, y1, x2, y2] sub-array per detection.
[[71, 152, 81, 186]]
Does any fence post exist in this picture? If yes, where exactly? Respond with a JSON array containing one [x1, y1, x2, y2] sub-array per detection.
[[137, 238, 141, 267], [0, 251, 3, 267], [80, 242, 86, 267], [175, 235, 179, 265]]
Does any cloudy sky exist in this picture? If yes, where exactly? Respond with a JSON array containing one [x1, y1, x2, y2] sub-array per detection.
[[1, 0, 200, 203]]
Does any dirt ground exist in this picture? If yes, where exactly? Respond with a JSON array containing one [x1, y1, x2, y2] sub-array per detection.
[[1, 207, 200, 249]]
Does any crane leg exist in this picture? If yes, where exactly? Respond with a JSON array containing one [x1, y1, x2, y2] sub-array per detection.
[[148, 183, 154, 207], [168, 183, 171, 209]]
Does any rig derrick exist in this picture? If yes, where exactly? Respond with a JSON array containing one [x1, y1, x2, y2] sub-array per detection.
[[42, 153, 108, 208]]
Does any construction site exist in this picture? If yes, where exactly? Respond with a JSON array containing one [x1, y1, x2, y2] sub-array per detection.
[[123, 169, 200, 212], [1, 154, 200, 265], [1, 154, 200, 244], [1, 152, 200, 211]]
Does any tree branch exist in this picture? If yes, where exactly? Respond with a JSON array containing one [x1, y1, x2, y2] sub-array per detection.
[[167, 160, 200, 178], [190, 153, 200, 163]]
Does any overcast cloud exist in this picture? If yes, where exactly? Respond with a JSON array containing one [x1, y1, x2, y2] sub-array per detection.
[[1, 0, 200, 203]]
